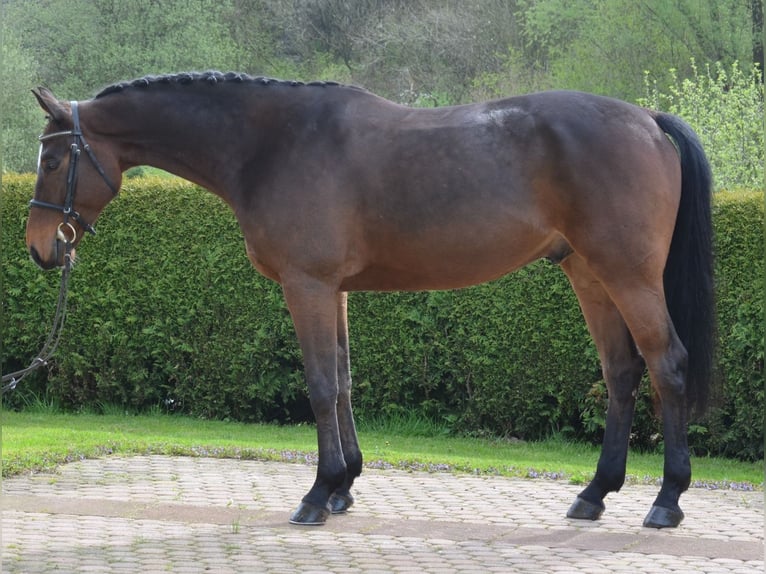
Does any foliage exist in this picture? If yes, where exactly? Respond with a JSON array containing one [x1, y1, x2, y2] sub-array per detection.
[[271, 0, 522, 105], [469, 46, 553, 101], [3, 0, 274, 99], [515, 0, 759, 102], [1, 27, 41, 173], [1, 176, 763, 461], [704, 192, 765, 461], [641, 60, 764, 191]]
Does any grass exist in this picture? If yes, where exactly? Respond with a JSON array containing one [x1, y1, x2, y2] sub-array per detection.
[[1, 408, 762, 490]]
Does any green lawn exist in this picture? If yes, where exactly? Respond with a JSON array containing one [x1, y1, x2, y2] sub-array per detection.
[[2, 410, 762, 490]]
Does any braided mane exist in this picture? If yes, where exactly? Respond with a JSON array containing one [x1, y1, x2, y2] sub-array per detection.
[[95, 71, 351, 99]]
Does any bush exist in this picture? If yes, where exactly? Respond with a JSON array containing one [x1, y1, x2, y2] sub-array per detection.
[[1, 175, 307, 422], [1, 175, 763, 460], [641, 60, 764, 191], [705, 192, 764, 460]]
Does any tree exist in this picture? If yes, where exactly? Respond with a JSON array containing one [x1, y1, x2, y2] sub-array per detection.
[[514, 0, 758, 101], [1, 28, 41, 173], [3, 0, 281, 99], [641, 60, 764, 191], [269, 0, 523, 104]]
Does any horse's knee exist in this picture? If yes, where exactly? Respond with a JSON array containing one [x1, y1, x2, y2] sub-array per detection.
[[307, 380, 339, 418]]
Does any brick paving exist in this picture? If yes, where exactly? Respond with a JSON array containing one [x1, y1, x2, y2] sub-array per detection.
[[2, 455, 763, 573]]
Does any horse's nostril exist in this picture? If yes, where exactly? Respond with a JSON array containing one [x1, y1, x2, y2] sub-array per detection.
[[29, 246, 56, 270], [30, 246, 42, 266]]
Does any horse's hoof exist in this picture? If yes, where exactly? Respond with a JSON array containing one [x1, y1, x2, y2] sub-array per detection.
[[288, 501, 331, 526], [566, 496, 605, 520], [643, 505, 684, 528], [329, 492, 354, 514]]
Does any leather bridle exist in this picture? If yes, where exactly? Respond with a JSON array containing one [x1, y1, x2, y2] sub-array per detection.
[[30, 100, 119, 242]]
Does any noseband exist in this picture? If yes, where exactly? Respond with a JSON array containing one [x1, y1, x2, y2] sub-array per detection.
[[30, 101, 118, 239]]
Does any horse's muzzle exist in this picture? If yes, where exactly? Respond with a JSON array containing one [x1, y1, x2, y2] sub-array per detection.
[[29, 243, 72, 270], [30, 245, 55, 270]]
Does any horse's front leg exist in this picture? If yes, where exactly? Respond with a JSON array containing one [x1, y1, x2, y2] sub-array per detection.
[[282, 277, 346, 525], [329, 292, 362, 514]]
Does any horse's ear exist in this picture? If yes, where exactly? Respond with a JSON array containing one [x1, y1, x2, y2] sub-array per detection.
[[32, 87, 69, 123]]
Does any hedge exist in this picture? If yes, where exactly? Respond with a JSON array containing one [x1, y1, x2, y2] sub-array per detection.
[[1, 174, 763, 461]]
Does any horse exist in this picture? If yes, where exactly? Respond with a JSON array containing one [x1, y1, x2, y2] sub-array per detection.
[[28, 71, 714, 529]]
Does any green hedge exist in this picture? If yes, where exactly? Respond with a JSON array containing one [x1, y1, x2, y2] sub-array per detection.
[[1, 175, 763, 460]]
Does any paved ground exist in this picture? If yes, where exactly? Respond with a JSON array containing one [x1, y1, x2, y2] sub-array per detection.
[[2, 455, 763, 573]]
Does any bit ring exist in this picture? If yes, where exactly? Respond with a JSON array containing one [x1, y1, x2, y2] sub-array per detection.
[[56, 221, 77, 244]]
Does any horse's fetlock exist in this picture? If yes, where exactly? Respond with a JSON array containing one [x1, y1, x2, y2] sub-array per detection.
[[345, 451, 363, 479]]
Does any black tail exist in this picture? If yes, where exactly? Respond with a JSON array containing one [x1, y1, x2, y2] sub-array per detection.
[[652, 112, 716, 417]]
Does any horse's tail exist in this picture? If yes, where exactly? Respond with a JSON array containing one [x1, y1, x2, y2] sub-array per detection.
[[652, 111, 716, 416]]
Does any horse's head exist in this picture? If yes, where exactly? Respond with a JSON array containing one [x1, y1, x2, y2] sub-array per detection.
[[27, 88, 122, 269]]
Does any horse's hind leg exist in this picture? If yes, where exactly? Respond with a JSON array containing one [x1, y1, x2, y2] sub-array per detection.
[[329, 292, 363, 513], [611, 283, 691, 528], [565, 250, 691, 528], [561, 254, 646, 521]]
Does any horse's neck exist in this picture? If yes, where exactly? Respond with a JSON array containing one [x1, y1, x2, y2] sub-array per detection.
[[100, 90, 259, 198]]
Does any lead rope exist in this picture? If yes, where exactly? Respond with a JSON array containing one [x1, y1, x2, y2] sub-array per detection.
[[1, 250, 73, 395]]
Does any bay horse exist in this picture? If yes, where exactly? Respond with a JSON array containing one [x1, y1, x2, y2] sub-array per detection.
[[28, 72, 714, 529]]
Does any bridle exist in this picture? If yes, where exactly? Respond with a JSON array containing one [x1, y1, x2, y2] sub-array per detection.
[[1, 101, 119, 394], [29, 100, 119, 242]]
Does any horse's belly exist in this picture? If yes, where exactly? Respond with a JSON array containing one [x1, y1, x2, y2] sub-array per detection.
[[340, 263, 519, 291], [339, 232, 562, 292]]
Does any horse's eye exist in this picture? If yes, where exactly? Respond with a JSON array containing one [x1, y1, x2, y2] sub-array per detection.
[[44, 159, 60, 171]]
